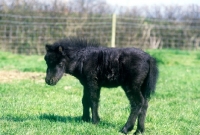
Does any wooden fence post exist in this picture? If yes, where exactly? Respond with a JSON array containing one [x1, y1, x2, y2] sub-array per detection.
[[111, 14, 116, 47]]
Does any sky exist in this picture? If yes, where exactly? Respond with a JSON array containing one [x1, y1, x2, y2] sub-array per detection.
[[106, 0, 200, 7]]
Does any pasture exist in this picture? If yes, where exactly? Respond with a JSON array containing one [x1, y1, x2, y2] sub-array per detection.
[[0, 50, 200, 135]]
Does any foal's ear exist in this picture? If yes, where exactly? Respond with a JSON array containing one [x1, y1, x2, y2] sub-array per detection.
[[58, 46, 65, 55], [45, 44, 52, 52]]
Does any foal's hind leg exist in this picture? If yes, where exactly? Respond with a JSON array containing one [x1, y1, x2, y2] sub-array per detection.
[[90, 87, 101, 124], [120, 85, 144, 134], [134, 99, 148, 135]]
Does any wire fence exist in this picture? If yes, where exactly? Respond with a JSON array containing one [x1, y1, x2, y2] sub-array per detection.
[[0, 13, 200, 54]]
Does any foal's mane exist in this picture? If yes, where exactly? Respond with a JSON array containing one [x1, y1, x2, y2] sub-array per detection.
[[52, 37, 100, 49]]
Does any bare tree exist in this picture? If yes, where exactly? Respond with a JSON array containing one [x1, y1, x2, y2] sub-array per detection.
[[0, 0, 9, 13], [163, 5, 182, 20], [144, 5, 164, 19], [182, 4, 200, 20], [118, 6, 143, 17], [67, 0, 112, 14]]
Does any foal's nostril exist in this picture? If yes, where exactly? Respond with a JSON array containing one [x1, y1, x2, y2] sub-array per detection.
[[50, 79, 54, 85], [45, 77, 52, 85]]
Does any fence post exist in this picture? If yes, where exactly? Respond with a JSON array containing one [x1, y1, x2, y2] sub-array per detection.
[[111, 14, 116, 47]]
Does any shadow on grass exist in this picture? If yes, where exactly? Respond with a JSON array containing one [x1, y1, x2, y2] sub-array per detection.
[[39, 113, 119, 128], [0, 114, 81, 123], [0, 115, 31, 122], [1, 114, 120, 129], [39, 113, 81, 123]]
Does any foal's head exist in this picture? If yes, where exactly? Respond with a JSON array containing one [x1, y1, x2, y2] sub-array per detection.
[[44, 45, 66, 86]]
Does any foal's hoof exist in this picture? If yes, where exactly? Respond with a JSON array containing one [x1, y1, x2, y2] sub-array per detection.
[[92, 117, 100, 124], [120, 127, 128, 134], [133, 131, 142, 135], [120, 126, 133, 134], [133, 129, 143, 135], [82, 116, 90, 122]]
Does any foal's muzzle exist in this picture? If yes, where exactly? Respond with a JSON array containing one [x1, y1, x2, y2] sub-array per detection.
[[45, 77, 58, 86]]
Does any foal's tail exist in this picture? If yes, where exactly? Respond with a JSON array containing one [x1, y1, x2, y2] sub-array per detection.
[[143, 57, 159, 99]]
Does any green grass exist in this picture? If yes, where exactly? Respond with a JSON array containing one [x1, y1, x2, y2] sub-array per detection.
[[0, 50, 200, 135], [0, 52, 46, 72]]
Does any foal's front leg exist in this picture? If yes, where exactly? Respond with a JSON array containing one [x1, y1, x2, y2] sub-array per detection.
[[82, 83, 101, 124], [82, 87, 91, 122], [89, 84, 101, 124]]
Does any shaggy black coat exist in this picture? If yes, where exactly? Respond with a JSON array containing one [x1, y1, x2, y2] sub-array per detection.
[[44, 38, 159, 135]]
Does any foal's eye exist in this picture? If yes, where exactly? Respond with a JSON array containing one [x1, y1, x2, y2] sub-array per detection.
[[59, 63, 63, 67]]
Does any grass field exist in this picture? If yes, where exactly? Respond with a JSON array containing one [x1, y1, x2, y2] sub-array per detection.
[[0, 50, 200, 135]]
